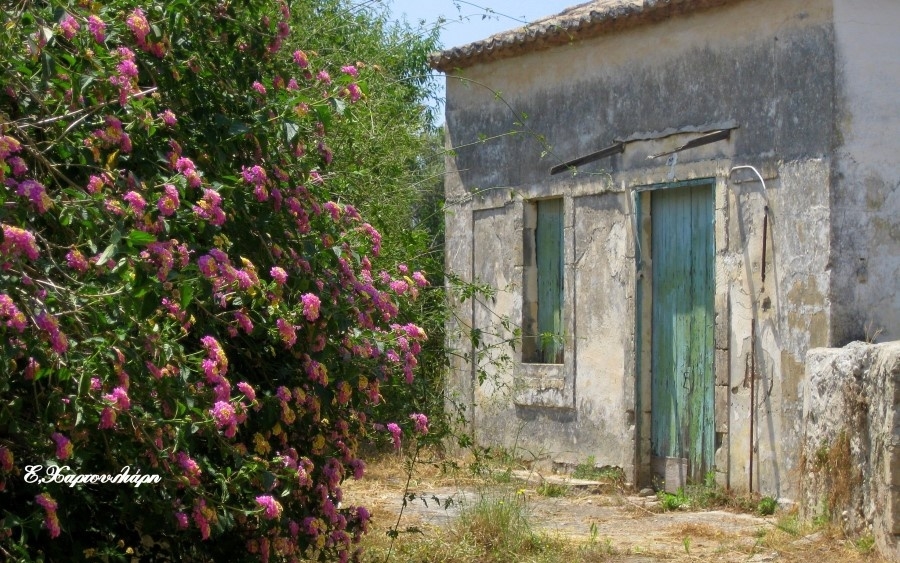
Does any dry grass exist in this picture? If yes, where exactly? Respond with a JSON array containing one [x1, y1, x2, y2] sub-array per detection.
[[668, 522, 730, 540], [350, 454, 889, 563]]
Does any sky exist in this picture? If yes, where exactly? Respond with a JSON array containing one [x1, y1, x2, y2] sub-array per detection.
[[378, 0, 580, 121]]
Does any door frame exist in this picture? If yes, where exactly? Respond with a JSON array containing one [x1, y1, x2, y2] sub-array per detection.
[[634, 177, 726, 491]]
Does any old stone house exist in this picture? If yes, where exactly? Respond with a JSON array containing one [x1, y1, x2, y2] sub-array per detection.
[[430, 0, 899, 506]]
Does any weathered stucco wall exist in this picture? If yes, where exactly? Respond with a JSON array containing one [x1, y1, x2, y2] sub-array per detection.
[[831, 0, 900, 344], [443, 0, 843, 494], [801, 341, 900, 560]]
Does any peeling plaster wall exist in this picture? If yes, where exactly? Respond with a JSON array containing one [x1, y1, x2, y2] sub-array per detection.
[[443, 0, 838, 492], [801, 341, 900, 560], [831, 0, 900, 344]]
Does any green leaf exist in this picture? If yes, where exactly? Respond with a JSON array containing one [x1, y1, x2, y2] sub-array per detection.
[[228, 121, 250, 136], [127, 229, 157, 246], [283, 122, 299, 143], [180, 283, 194, 309], [96, 244, 117, 265]]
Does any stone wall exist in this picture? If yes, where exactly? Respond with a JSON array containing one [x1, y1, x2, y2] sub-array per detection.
[[801, 341, 900, 560]]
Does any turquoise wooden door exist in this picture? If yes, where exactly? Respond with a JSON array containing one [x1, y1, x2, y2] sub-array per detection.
[[650, 182, 715, 480]]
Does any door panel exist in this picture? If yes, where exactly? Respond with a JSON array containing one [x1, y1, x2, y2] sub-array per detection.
[[650, 183, 715, 482]]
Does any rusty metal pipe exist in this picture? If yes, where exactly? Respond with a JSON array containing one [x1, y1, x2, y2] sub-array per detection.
[[761, 206, 769, 284], [750, 318, 756, 494]]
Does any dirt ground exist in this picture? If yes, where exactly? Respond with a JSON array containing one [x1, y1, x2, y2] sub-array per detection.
[[343, 455, 888, 562]]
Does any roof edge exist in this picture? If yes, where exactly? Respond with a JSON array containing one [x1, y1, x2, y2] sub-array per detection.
[[428, 0, 741, 73]]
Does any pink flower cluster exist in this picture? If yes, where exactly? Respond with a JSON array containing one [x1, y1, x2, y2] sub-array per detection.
[[140, 240, 190, 282], [176, 451, 202, 487], [0, 135, 22, 160], [0, 294, 27, 332], [35, 493, 61, 538], [35, 312, 68, 354], [66, 249, 89, 274], [409, 413, 429, 435], [256, 495, 282, 520], [386, 422, 401, 450], [123, 190, 147, 214], [59, 13, 80, 40], [103, 386, 131, 411], [270, 266, 287, 285], [241, 165, 270, 201], [88, 15, 106, 43], [175, 157, 203, 188], [109, 47, 140, 105], [0, 446, 13, 472], [196, 250, 259, 299], [126, 8, 165, 57], [15, 179, 51, 214], [192, 498, 213, 540], [300, 293, 320, 322], [91, 115, 132, 153], [0, 224, 39, 262], [276, 318, 297, 348], [192, 188, 226, 226], [159, 109, 177, 127], [51, 432, 73, 460], [234, 310, 254, 335], [210, 400, 240, 437], [201, 335, 231, 400], [157, 184, 180, 216]]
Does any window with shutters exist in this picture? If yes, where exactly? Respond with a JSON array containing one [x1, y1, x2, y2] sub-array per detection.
[[522, 198, 564, 364]]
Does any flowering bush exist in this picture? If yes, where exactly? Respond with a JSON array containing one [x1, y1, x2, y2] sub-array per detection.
[[0, 1, 439, 560]]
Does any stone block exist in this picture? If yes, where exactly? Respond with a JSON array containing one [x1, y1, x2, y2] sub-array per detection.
[[716, 348, 731, 386], [716, 385, 730, 432]]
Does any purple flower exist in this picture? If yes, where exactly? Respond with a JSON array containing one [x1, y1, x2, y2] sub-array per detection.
[[99, 407, 116, 429], [241, 165, 267, 186], [7, 156, 27, 177], [386, 423, 402, 450], [293, 50, 309, 68], [123, 191, 146, 214], [236, 381, 256, 402], [410, 413, 429, 434], [88, 15, 106, 43], [252, 81, 266, 95], [175, 512, 189, 529], [176, 452, 201, 486], [126, 8, 150, 45], [234, 310, 254, 334], [0, 446, 13, 471], [270, 266, 287, 285], [51, 432, 73, 460], [160, 109, 177, 127], [117, 59, 139, 78], [210, 400, 238, 437], [59, 14, 80, 40], [256, 495, 282, 520], [340, 65, 358, 77], [66, 249, 89, 274], [301, 293, 320, 322], [0, 294, 27, 332], [35, 312, 68, 354], [390, 279, 409, 295], [192, 188, 225, 226], [0, 135, 22, 160], [16, 180, 51, 214], [276, 318, 297, 347], [157, 184, 179, 216], [103, 386, 130, 410]]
